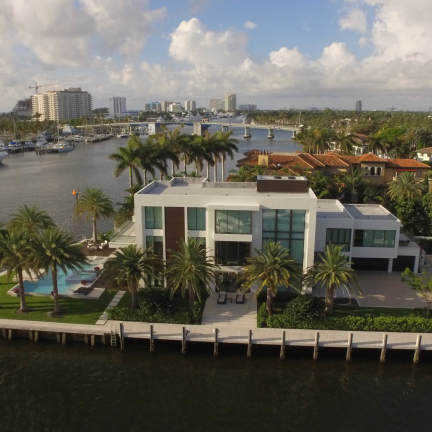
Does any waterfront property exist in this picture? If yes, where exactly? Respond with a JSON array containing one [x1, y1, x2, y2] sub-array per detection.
[[237, 151, 430, 185], [130, 176, 421, 280]]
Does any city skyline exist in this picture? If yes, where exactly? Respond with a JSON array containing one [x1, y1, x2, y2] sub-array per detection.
[[1, 1, 432, 112]]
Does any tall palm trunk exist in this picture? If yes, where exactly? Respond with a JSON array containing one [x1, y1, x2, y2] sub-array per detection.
[[206, 161, 210, 180], [51, 265, 60, 315], [129, 279, 138, 310], [213, 158, 218, 183], [188, 283, 195, 305], [128, 166, 133, 191], [92, 216, 97, 243], [144, 169, 147, 184], [172, 160, 176, 177], [325, 285, 335, 314], [266, 288, 273, 316], [183, 155, 187, 175], [221, 154, 225, 181], [17, 268, 28, 312]]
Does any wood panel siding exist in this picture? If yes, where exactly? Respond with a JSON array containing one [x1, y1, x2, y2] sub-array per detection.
[[164, 207, 185, 256]]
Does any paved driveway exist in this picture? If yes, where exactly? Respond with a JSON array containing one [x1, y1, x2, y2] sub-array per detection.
[[355, 271, 425, 309]]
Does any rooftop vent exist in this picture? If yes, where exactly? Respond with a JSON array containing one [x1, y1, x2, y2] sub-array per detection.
[[256, 175, 309, 193]]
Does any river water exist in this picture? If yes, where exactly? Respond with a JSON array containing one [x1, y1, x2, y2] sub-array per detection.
[[0, 340, 431, 431], [0, 126, 299, 238]]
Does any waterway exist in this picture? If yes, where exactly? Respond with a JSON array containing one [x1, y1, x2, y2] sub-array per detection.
[[0, 340, 431, 431], [0, 126, 299, 238]]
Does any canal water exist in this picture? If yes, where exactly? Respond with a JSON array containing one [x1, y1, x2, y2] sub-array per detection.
[[0, 340, 431, 431], [0, 126, 299, 239]]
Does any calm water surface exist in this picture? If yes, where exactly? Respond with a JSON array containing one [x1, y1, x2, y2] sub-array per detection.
[[0, 341, 431, 431], [0, 126, 299, 238]]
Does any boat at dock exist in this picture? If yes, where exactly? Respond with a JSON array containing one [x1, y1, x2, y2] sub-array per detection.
[[0, 150, 8, 164]]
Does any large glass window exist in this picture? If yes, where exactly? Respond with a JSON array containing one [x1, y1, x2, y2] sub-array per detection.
[[187, 207, 206, 231], [262, 209, 306, 264], [354, 230, 396, 248], [146, 236, 163, 256], [326, 228, 351, 251], [189, 236, 206, 249], [215, 210, 252, 234], [145, 207, 162, 229], [215, 241, 250, 266]]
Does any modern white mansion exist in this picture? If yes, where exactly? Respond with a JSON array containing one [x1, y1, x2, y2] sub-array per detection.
[[130, 176, 421, 274]]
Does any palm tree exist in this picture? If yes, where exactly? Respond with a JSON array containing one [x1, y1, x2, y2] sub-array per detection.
[[217, 131, 238, 181], [104, 245, 156, 309], [305, 244, 357, 314], [335, 131, 355, 155], [339, 167, 364, 203], [0, 229, 34, 312], [388, 172, 423, 201], [109, 136, 143, 191], [32, 228, 87, 315], [166, 238, 218, 304], [9, 205, 55, 235], [242, 242, 302, 315], [150, 133, 180, 180], [75, 188, 114, 243]]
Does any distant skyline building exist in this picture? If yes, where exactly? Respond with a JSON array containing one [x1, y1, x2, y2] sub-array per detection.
[[355, 100, 362, 112], [184, 100, 196, 111], [161, 101, 171, 112], [224, 93, 236, 111], [12, 98, 32, 118], [239, 104, 257, 111], [144, 101, 161, 112], [32, 88, 92, 122], [109, 96, 126, 117], [168, 102, 183, 113], [209, 98, 224, 112]]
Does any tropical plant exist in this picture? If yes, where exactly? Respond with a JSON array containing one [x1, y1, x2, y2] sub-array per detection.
[[109, 136, 143, 191], [9, 204, 55, 236], [104, 245, 156, 309], [216, 131, 238, 181], [0, 229, 35, 312], [338, 167, 364, 203], [166, 238, 218, 304], [402, 268, 432, 317], [242, 241, 302, 315], [388, 172, 423, 201], [31, 228, 87, 315], [334, 131, 356, 154], [304, 244, 357, 314], [75, 188, 114, 243]]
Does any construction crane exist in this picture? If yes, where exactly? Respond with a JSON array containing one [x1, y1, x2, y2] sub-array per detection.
[[28, 81, 55, 94]]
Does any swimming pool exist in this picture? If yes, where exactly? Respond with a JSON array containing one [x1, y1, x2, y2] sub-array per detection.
[[22, 258, 106, 296]]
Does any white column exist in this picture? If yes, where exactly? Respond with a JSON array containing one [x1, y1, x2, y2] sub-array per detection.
[[387, 258, 393, 273]]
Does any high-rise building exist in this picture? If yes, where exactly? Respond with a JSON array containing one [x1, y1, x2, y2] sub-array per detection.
[[161, 101, 171, 112], [32, 88, 92, 122], [184, 100, 196, 112], [355, 100, 362, 112], [209, 98, 224, 112], [168, 102, 183, 113], [12, 98, 32, 118], [224, 93, 236, 112], [144, 102, 161, 112], [109, 96, 127, 117]]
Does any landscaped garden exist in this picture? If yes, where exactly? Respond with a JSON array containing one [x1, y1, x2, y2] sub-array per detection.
[[0, 275, 115, 324]]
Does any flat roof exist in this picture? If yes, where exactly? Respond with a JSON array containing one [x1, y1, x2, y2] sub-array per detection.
[[317, 199, 352, 220], [344, 204, 398, 221], [137, 177, 315, 199]]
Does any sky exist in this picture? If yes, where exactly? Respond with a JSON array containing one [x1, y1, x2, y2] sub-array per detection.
[[2, 0, 432, 111]]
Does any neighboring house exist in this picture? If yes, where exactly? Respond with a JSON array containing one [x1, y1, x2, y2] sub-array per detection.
[[131, 176, 421, 275], [416, 147, 432, 162], [238, 151, 430, 185]]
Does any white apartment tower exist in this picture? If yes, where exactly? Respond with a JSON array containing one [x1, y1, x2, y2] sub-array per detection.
[[224, 93, 236, 112], [31, 88, 92, 122], [109, 96, 127, 117], [184, 100, 196, 112]]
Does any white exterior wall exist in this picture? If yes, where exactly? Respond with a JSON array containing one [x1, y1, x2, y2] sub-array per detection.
[[134, 181, 317, 272]]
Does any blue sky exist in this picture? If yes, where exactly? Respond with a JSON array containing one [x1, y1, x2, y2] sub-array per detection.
[[1, 0, 432, 111]]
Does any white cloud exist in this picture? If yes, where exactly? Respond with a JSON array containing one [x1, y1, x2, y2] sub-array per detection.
[[244, 20, 257, 30], [339, 8, 367, 33]]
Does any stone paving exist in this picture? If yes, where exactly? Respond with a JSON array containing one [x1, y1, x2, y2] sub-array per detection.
[[201, 293, 257, 328], [96, 291, 125, 325]]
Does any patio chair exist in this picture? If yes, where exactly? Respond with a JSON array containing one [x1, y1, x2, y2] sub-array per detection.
[[235, 293, 245, 304], [217, 291, 227, 304]]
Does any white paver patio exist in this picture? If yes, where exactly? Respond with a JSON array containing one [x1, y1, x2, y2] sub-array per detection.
[[355, 271, 425, 309], [201, 293, 257, 328]]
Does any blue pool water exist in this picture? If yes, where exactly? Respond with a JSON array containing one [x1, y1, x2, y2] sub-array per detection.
[[24, 261, 103, 295]]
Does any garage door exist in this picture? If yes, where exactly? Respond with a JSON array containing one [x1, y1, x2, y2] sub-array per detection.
[[351, 258, 388, 271], [393, 256, 415, 272]]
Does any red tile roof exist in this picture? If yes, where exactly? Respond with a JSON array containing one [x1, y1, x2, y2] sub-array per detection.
[[388, 159, 430, 169]]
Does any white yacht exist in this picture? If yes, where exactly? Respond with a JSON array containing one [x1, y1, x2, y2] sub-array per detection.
[[52, 141, 74, 153], [0, 151, 8, 164]]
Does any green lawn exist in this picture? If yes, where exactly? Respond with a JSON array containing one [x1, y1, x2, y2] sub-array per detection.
[[0, 275, 116, 324]]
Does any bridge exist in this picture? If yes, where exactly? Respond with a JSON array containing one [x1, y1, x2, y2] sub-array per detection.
[[75, 121, 301, 139]]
